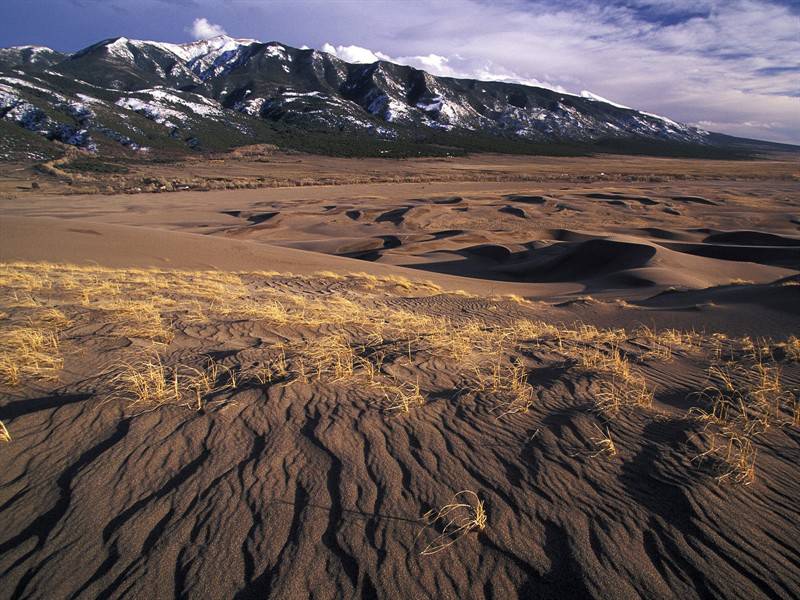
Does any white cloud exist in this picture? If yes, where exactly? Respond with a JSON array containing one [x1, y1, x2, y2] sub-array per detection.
[[320, 43, 390, 64], [318, 43, 567, 92], [190, 17, 226, 40]]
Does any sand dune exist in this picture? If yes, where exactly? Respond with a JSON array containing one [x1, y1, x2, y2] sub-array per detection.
[[1, 260, 798, 599], [0, 216, 545, 297], [1, 154, 799, 599], [703, 230, 800, 246]]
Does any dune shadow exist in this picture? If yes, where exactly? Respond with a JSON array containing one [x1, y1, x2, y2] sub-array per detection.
[[0, 393, 91, 420]]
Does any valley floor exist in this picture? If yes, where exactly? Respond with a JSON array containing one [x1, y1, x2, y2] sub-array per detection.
[[0, 152, 798, 598]]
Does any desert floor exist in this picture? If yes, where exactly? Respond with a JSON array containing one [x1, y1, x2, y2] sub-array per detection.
[[1, 152, 799, 599]]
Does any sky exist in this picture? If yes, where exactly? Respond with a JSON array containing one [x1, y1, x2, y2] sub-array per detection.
[[2, 0, 799, 144]]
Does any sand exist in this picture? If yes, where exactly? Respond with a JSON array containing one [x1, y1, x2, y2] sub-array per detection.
[[1, 152, 799, 599]]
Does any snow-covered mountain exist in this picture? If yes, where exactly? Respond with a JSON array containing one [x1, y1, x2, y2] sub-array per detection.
[[0, 35, 777, 159]]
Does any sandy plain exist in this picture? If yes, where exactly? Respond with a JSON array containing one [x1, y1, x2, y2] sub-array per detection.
[[1, 151, 798, 599]]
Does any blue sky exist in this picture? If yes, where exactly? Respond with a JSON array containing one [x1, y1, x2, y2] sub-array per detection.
[[3, 0, 799, 143]]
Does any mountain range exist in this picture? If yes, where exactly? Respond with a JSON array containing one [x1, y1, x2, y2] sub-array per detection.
[[0, 35, 792, 159]]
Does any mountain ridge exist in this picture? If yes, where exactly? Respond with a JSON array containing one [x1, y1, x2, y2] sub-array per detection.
[[0, 34, 794, 159]]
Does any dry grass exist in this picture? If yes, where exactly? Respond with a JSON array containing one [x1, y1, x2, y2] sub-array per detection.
[[590, 424, 618, 458], [0, 326, 63, 386], [573, 344, 653, 414], [576, 344, 632, 378], [498, 358, 535, 416], [689, 360, 796, 484], [777, 335, 800, 362], [636, 325, 700, 361], [419, 490, 487, 555], [35, 307, 71, 328], [306, 333, 359, 382], [109, 355, 238, 410], [380, 379, 426, 413], [468, 357, 535, 417], [692, 429, 757, 485], [693, 362, 795, 431], [0, 420, 11, 443], [97, 298, 174, 342], [20, 150, 798, 197], [381, 274, 415, 290], [3, 260, 797, 492], [593, 378, 653, 415], [246, 345, 291, 386], [491, 293, 531, 305]]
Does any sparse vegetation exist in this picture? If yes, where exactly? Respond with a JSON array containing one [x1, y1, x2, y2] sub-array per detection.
[[1, 260, 796, 491], [471, 357, 535, 417], [419, 490, 487, 555], [573, 342, 654, 414], [61, 158, 130, 174], [636, 325, 700, 361], [778, 336, 800, 362], [109, 355, 238, 410], [0, 325, 63, 386], [380, 379, 426, 414], [590, 424, 618, 458], [689, 360, 797, 485]]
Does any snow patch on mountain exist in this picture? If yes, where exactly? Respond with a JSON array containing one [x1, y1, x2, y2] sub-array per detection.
[[4, 46, 57, 63], [0, 76, 67, 101], [580, 90, 630, 109], [0, 88, 95, 150], [174, 36, 257, 62], [264, 44, 290, 60], [76, 93, 105, 105], [236, 97, 267, 116], [179, 36, 259, 80], [144, 89, 223, 117], [105, 38, 136, 62], [116, 96, 186, 128], [639, 111, 686, 130]]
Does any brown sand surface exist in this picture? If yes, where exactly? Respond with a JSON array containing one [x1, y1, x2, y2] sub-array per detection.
[[1, 153, 799, 599], [0, 215, 570, 297]]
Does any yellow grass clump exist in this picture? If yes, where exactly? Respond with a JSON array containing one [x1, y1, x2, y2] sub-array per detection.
[[689, 360, 796, 485], [110, 355, 238, 410], [693, 362, 795, 431], [97, 298, 174, 342], [9, 259, 800, 490], [469, 357, 535, 417], [573, 344, 653, 414], [419, 490, 487, 555], [380, 379, 426, 413], [778, 335, 800, 362], [590, 424, 618, 458], [0, 326, 63, 386], [636, 325, 700, 362], [305, 332, 358, 382]]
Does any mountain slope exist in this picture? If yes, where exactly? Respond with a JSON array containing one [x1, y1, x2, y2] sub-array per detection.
[[0, 45, 65, 70], [0, 35, 789, 159]]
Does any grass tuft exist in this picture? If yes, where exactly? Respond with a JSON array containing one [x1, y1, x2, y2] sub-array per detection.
[[0, 326, 63, 386], [110, 355, 238, 410], [590, 424, 618, 458], [688, 360, 795, 485], [381, 379, 425, 413], [419, 490, 487, 555]]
